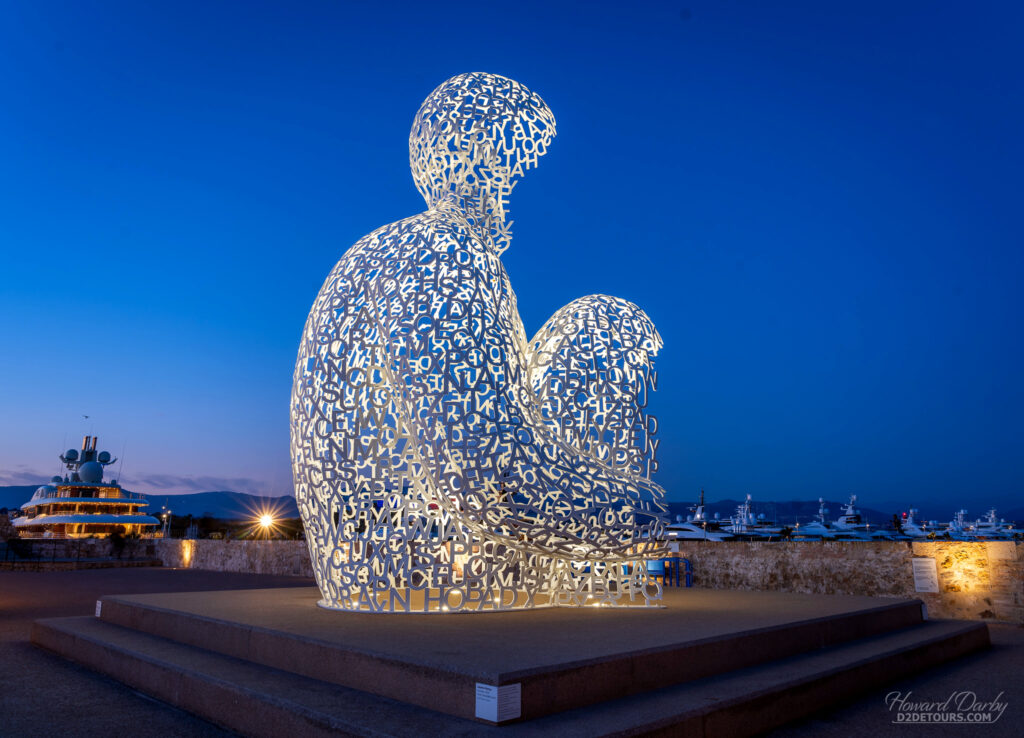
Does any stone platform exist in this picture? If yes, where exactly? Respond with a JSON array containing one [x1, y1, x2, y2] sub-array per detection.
[[32, 587, 989, 736]]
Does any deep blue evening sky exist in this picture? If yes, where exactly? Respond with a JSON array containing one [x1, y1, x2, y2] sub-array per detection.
[[1, 1, 1021, 512]]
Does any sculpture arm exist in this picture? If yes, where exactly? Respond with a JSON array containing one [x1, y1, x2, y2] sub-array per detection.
[[371, 211, 665, 559]]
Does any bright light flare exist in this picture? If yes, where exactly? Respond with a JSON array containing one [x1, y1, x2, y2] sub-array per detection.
[[239, 497, 289, 539]]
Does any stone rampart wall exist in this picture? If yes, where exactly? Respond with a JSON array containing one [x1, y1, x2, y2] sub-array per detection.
[[670, 540, 1023, 623], [2, 537, 157, 560], [0, 537, 159, 570], [154, 539, 314, 578], [149, 539, 1023, 623]]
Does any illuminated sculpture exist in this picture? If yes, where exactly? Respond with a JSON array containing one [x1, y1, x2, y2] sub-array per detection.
[[291, 73, 666, 612]]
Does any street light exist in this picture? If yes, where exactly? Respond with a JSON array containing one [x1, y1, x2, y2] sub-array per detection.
[[242, 499, 286, 539], [254, 511, 278, 539]]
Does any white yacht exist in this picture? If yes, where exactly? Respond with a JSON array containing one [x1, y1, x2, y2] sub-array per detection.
[[664, 490, 732, 542], [963, 509, 1014, 540], [795, 497, 878, 540], [792, 498, 835, 539], [899, 508, 932, 539], [945, 509, 970, 539], [829, 495, 872, 538], [13, 436, 159, 538], [722, 494, 784, 538]]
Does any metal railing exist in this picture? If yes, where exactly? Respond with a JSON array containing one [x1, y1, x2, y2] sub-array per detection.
[[647, 557, 692, 587]]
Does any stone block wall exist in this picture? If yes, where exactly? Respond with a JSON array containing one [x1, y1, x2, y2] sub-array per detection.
[[670, 540, 1023, 623], [154, 539, 314, 578], [2, 537, 157, 560], [149, 539, 1022, 623], [0, 537, 160, 570]]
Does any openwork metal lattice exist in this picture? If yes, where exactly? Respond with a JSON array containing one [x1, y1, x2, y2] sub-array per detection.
[[291, 73, 667, 613]]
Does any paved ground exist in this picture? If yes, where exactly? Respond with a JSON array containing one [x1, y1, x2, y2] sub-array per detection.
[[1, 568, 1021, 737], [0, 568, 311, 738], [769, 621, 1024, 737]]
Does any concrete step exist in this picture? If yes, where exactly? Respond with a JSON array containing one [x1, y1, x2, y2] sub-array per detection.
[[32, 615, 988, 737], [87, 587, 927, 721]]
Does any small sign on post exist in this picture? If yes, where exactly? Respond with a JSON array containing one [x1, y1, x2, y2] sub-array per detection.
[[911, 557, 940, 593], [475, 682, 521, 723]]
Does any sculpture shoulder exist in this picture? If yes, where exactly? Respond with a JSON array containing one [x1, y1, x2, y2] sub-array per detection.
[[325, 208, 500, 290], [348, 208, 485, 258]]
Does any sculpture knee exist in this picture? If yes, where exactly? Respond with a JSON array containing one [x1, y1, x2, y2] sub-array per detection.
[[528, 295, 662, 476]]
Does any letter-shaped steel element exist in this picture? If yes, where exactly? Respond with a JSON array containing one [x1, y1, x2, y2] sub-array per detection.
[[292, 73, 666, 612]]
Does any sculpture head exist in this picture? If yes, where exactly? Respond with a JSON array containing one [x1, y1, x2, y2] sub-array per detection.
[[409, 72, 556, 255]]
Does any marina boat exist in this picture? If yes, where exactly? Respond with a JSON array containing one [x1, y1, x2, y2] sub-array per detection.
[[959, 509, 1015, 540], [946, 509, 969, 539], [898, 508, 932, 539], [790, 498, 835, 539], [662, 495, 1018, 544], [664, 490, 732, 541], [722, 494, 784, 539], [792, 498, 877, 541], [828, 495, 872, 538], [13, 435, 159, 538]]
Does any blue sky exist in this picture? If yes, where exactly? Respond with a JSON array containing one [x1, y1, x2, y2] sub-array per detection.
[[1, 1, 1021, 513]]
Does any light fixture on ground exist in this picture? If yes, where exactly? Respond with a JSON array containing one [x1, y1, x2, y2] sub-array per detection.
[[291, 72, 667, 613]]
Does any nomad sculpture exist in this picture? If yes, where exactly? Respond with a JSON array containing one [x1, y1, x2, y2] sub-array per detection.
[[291, 73, 666, 612]]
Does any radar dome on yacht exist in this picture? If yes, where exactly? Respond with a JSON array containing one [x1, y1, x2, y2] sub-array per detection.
[[15, 435, 159, 538], [78, 461, 103, 483]]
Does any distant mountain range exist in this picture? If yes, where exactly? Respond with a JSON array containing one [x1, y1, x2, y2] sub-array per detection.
[[0, 486, 298, 521], [1, 485, 1018, 527], [137, 491, 299, 520], [0, 486, 36, 513]]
